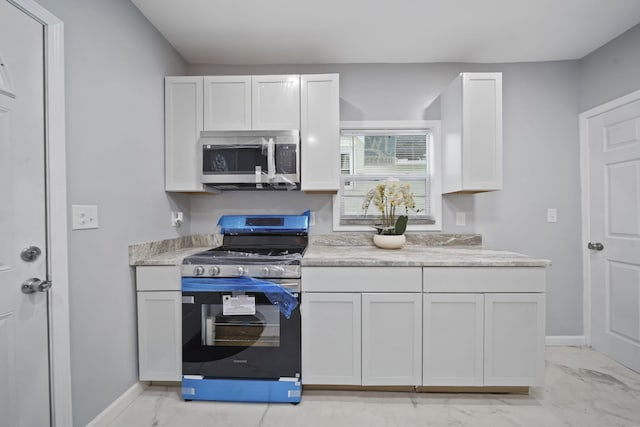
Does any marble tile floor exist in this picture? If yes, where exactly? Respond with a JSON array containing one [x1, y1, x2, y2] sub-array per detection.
[[109, 347, 640, 427]]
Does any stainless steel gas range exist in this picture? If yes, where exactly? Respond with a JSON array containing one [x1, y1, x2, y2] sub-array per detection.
[[180, 212, 308, 404]]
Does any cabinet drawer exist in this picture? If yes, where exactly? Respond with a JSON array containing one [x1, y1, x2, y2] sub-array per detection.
[[302, 267, 422, 292], [136, 266, 180, 291], [423, 267, 545, 293]]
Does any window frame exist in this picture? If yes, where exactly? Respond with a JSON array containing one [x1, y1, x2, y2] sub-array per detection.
[[332, 120, 442, 232]]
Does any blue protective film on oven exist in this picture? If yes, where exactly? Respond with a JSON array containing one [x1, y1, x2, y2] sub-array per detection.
[[181, 277, 298, 319]]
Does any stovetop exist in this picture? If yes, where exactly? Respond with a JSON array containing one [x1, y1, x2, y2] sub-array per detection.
[[181, 213, 309, 279], [181, 246, 304, 278], [183, 247, 305, 265]]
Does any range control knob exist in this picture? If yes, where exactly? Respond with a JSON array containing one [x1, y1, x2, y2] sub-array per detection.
[[194, 266, 205, 276], [262, 267, 270, 276], [236, 266, 245, 276], [208, 266, 220, 276]]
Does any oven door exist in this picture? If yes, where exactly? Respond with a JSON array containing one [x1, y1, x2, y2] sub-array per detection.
[[200, 130, 299, 185], [182, 279, 301, 380]]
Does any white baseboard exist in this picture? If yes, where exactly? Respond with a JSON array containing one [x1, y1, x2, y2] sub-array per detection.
[[545, 335, 586, 346], [86, 381, 150, 427]]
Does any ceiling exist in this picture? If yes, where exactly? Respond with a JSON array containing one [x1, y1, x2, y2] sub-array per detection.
[[131, 0, 640, 65]]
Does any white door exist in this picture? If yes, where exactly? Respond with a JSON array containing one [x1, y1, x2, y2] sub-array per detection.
[[483, 294, 545, 386], [203, 75, 252, 130], [301, 293, 361, 385], [587, 95, 640, 372], [361, 293, 422, 386], [0, 1, 50, 426], [423, 293, 484, 386], [251, 75, 300, 130]]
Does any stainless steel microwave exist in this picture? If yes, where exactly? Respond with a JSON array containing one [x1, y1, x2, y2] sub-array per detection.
[[199, 130, 300, 190]]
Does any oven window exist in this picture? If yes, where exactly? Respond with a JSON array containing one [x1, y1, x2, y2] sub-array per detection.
[[201, 302, 281, 348]]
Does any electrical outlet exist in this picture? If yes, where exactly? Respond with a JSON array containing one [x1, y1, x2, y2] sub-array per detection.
[[547, 208, 558, 223], [309, 211, 316, 226], [171, 211, 184, 227], [455, 212, 466, 226], [72, 205, 99, 230]]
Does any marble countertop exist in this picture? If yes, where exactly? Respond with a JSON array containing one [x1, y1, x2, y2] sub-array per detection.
[[303, 233, 550, 267], [128, 234, 220, 266], [128, 233, 550, 268], [303, 245, 551, 267]]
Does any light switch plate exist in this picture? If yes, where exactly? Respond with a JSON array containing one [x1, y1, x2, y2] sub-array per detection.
[[72, 205, 99, 230], [455, 212, 466, 226], [547, 208, 558, 223]]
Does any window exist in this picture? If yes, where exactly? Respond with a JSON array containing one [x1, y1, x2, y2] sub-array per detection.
[[333, 121, 441, 231]]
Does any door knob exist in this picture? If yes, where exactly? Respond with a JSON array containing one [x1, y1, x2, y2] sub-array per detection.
[[21, 278, 51, 294], [588, 242, 604, 251]]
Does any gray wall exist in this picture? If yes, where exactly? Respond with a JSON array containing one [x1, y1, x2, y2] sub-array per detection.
[[579, 23, 640, 111], [189, 62, 583, 337], [35, 0, 188, 425]]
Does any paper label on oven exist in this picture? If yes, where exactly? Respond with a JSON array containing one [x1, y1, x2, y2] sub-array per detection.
[[223, 294, 256, 315]]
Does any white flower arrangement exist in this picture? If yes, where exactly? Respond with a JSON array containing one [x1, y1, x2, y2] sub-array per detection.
[[362, 178, 419, 235]]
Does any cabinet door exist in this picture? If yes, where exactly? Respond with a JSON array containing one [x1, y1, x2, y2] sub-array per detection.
[[203, 76, 251, 130], [137, 291, 181, 381], [252, 75, 300, 130], [441, 72, 502, 193], [300, 74, 340, 191], [423, 294, 483, 386], [362, 293, 422, 385], [484, 293, 545, 386], [301, 293, 361, 385], [165, 76, 205, 192], [461, 72, 502, 191]]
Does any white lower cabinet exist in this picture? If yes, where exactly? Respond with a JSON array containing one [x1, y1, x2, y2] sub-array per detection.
[[301, 266, 423, 386], [137, 291, 181, 381], [136, 266, 181, 381], [301, 293, 361, 385], [422, 267, 546, 387], [301, 292, 422, 386], [362, 293, 422, 385], [483, 293, 545, 386], [423, 294, 484, 386]]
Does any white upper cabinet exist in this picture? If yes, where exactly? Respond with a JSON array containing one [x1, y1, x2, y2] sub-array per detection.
[[203, 76, 251, 130], [441, 72, 503, 193], [251, 75, 300, 130], [203, 75, 300, 130], [165, 76, 206, 192], [300, 74, 340, 192]]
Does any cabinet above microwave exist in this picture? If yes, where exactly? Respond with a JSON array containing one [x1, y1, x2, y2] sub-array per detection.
[[203, 75, 300, 131]]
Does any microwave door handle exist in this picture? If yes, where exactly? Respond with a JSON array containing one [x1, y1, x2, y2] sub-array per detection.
[[267, 137, 276, 181]]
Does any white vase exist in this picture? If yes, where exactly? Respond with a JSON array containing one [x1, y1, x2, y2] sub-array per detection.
[[373, 234, 406, 249]]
